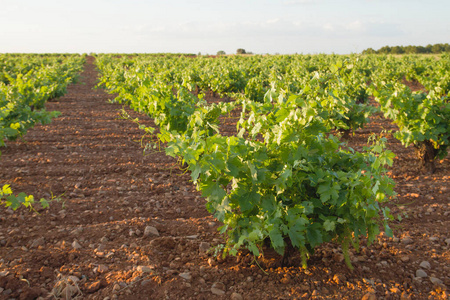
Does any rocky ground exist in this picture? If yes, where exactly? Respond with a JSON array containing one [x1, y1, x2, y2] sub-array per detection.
[[0, 56, 448, 299]]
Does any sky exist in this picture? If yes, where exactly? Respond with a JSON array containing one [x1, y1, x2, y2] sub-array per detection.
[[0, 0, 449, 54]]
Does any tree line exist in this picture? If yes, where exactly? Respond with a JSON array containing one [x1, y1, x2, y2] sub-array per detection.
[[362, 43, 450, 55]]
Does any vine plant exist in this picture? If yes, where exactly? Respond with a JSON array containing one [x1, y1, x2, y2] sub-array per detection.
[[97, 53, 397, 269]]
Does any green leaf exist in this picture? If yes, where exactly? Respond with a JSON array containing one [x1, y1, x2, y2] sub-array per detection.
[[372, 180, 380, 194], [202, 181, 226, 204], [247, 241, 260, 256], [237, 188, 261, 212], [261, 195, 276, 213], [5, 194, 20, 210], [226, 157, 242, 177], [191, 164, 202, 182], [269, 227, 285, 255], [247, 162, 258, 182], [306, 226, 323, 248], [318, 182, 331, 202], [288, 223, 306, 248], [251, 122, 262, 137], [40, 198, 50, 209], [323, 220, 336, 232], [384, 224, 393, 238]]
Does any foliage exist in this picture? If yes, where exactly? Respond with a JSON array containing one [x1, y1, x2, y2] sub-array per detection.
[[362, 43, 450, 55], [371, 82, 450, 172], [0, 54, 84, 210], [0, 184, 63, 211], [96, 53, 399, 268], [0, 54, 85, 147], [163, 91, 395, 269]]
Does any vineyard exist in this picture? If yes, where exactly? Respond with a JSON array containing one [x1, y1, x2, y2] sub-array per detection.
[[0, 54, 85, 210], [0, 54, 449, 299]]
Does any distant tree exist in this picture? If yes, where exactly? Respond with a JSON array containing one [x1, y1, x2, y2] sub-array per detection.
[[444, 44, 450, 52], [431, 44, 444, 54], [362, 48, 376, 55], [391, 46, 405, 54], [217, 50, 226, 56], [404, 45, 417, 54], [416, 46, 427, 54], [361, 43, 450, 55], [378, 45, 392, 54], [236, 48, 246, 55]]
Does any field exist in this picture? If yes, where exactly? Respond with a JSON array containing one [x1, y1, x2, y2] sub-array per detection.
[[0, 55, 449, 299]]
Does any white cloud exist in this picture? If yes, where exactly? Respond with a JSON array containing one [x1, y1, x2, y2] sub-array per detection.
[[316, 19, 404, 37], [322, 23, 334, 32], [0, 2, 19, 16], [267, 18, 280, 24], [344, 20, 365, 32], [365, 21, 404, 37], [125, 17, 404, 50]]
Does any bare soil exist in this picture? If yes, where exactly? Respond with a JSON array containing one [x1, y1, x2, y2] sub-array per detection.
[[0, 57, 449, 300]]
